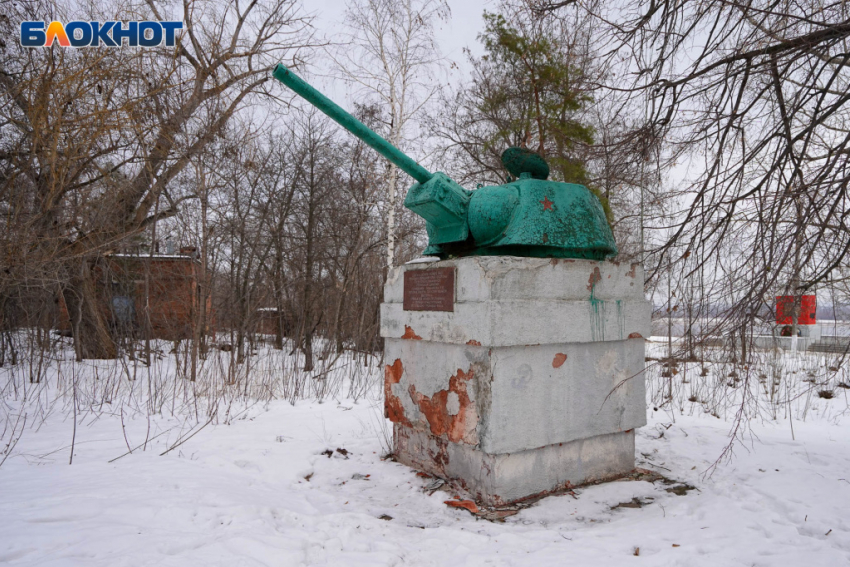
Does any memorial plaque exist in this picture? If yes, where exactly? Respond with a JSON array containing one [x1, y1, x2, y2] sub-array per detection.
[[403, 267, 455, 312]]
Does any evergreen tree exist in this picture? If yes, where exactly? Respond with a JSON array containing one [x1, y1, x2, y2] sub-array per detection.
[[475, 12, 594, 184], [436, 7, 612, 221]]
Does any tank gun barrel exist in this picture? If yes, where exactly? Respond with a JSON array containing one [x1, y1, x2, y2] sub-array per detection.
[[272, 64, 432, 184]]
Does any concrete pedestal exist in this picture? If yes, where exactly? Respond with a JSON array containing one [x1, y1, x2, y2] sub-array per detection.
[[380, 256, 650, 506]]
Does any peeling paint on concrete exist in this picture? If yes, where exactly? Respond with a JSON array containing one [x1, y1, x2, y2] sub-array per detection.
[[409, 367, 479, 445], [444, 499, 480, 514], [384, 359, 411, 426], [385, 358, 404, 386], [587, 267, 602, 291], [552, 353, 567, 368], [401, 325, 422, 340]]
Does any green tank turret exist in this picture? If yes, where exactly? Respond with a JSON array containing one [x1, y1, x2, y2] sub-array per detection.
[[272, 64, 617, 260]]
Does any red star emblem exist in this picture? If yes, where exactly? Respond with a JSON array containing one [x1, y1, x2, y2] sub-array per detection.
[[540, 196, 554, 211]]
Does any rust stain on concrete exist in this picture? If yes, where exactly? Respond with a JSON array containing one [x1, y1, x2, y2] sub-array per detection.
[[466, 340, 482, 346], [401, 325, 422, 340], [587, 267, 602, 291], [628, 332, 644, 339], [627, 264, 638, 278], [409, 367, 479, 444], [384, 359, 411, 426], [552, 353, 567, 368]]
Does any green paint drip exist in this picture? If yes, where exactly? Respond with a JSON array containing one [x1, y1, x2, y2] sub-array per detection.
[[589, 286, 605, 342], [616, 300, 625, 340]]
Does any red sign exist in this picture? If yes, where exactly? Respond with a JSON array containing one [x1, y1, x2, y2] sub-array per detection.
[[776, 295, 816, 325]]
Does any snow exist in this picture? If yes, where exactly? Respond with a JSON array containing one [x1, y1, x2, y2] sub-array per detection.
[[405, 256, 441, 264], [2, 343, 850, 565], [108, 253, 196, 260]]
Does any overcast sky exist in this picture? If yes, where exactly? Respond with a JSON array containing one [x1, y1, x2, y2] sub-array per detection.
[[305, 0, 495, 88]]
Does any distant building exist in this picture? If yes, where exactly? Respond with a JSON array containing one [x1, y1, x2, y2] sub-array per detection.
[[58, 248, 212, 341], [256, 307, 293, 337]]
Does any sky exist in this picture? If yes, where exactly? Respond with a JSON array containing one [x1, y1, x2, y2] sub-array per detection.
[[433, 0, 495, 66], [312, 0, 493, 61], [305, 0, 495, 92], [271, 0, 497, 171]]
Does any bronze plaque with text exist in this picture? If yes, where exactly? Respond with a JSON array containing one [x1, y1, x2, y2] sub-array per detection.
[[403, 267, 455, 312]]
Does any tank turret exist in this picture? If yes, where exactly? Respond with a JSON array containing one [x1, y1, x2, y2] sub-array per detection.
[[272, 64, 617, 260]]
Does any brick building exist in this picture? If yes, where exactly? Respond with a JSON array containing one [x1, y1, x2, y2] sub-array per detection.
[[256, 307, 293, 337], [59, 249, 212, 341]]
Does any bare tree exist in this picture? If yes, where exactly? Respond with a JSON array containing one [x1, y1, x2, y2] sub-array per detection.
[[529, 1, 850, 317], [332, 0, 448, 270], [0, 0, 314, 358]]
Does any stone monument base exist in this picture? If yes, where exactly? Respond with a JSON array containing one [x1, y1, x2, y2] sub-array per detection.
[[381, 256, 650, 506]]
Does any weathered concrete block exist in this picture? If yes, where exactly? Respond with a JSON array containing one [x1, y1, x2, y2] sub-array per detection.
[[381, 256, 648, 505], [381, 257, 650, 347], [395, 425, 636, 506]]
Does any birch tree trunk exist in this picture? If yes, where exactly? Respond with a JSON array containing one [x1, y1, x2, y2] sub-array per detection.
[[333, 0, 448, 269]]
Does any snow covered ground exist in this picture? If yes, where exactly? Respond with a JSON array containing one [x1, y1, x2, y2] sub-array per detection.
[[2, 340, 850, 566]]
